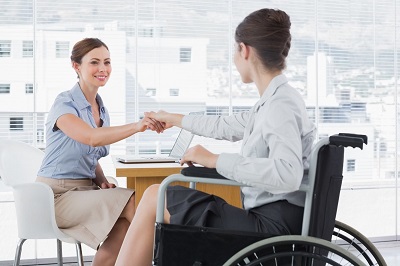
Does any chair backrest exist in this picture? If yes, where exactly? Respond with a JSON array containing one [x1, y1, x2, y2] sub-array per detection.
[[307, 134, 367, 242], [308, 143, 345, 241], [106, 175, 119, 186], [0, 139, 44, 186], [0, 139, 75, 241]]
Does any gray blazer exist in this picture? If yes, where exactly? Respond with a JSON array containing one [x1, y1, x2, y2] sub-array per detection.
[[182, 74, 316, 210]]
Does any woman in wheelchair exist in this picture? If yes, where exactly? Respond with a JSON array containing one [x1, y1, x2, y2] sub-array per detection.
[[116, 8, 316, 266]]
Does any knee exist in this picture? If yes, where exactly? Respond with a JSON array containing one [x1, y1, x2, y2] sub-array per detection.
[[140, 184, 160, 208], [143, 184, 159, 200]]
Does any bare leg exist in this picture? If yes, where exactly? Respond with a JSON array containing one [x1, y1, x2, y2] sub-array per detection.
[[119, 194, 136, 222], [116, 184, 170, 266], [93, 194, 136, 266], [92, 218, 130, 266]]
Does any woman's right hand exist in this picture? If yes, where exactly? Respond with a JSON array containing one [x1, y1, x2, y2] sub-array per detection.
[[180, 145, 219, 168], [136, 116, 165, 133], [144, 110, 183, 129]]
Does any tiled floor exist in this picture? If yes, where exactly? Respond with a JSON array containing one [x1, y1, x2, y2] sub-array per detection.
[[2, 240, 398, 265], [374, 240, 400, 265]]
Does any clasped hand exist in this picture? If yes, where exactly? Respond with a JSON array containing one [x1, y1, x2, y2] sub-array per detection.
[[143, 111, 219, 168]]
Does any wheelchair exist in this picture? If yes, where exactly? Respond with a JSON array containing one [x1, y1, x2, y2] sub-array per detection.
[[152, 133, 387, 266]]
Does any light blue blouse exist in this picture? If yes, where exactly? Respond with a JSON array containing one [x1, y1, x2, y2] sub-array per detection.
[[38, 83, 110, 179]]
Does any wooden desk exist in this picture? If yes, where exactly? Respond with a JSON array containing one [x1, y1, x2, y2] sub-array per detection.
[[113, 156, 242, 208]]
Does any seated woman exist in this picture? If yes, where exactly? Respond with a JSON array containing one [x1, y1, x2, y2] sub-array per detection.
[[36, 38, 163, 266], [116, 8, 316, 266]]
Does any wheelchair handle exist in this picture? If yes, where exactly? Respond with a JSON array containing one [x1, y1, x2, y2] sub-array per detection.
[[329, 133, 367, 149]]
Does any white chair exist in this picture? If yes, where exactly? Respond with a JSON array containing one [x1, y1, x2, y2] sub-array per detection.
[[106, 176, 119, 186], [0, 139, 84, 266]]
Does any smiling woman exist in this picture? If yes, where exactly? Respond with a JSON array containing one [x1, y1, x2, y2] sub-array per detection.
[[71, 39, 111, 92], [35, 38, 165, 266]]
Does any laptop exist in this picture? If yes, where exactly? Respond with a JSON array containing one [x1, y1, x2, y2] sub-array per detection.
[[116, 111, 203, 164]]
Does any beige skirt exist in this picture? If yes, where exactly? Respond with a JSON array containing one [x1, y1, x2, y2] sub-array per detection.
[[36, 176, 134, 249]]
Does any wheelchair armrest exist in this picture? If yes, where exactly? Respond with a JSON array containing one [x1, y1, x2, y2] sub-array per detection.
[[181, 166, 229, 180]]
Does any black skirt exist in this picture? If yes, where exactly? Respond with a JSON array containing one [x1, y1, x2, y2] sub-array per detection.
[[166, 185, 304, 235]]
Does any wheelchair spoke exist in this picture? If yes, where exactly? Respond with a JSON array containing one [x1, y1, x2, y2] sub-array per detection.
[[223, 236, 365, 266], [332, 221, 386, 266]]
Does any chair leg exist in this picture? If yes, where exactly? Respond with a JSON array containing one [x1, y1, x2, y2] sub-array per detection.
[[75, 242, 84, 266], [57, 239, 63, 266], [13, 238, 26, 266]]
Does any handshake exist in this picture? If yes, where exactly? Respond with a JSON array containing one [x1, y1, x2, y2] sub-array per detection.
[[137, 110, 218, 169], [139, 110, 184, 134]]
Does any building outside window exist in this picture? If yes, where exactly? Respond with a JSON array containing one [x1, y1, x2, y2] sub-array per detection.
[[146, 88, 156, 96], [0, 0, 399, 263], [0, 84, 10, 93], [25, 83, 33, 94], [22, 40, 33, 57], [55, 41, 69, 58], [0, 40, 11, 57], [179, 47, 191, 62]]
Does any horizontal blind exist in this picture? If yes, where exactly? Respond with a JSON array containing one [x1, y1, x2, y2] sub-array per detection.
[[0, 0, 399, 258], [133, 0, 233, 155], [0, 0, 397, 178]]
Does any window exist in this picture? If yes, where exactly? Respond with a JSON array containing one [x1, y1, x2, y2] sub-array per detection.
[[0, 40, 11, 57], [146, 88, 156, 96], [0, 1, 400, 261], [56, 41, 69, 58], [169, 88, 179, 96], [0, 84, 10, 93], [139, 26, 163, 37], [22, 40, 33, 57], [347, 159, 356, 172], [139, 27, 154, 37], [9, 117, 23, 131], [37, 129, 44, 143], [25, 83, 33, 94], [179, 47, 191, 62]]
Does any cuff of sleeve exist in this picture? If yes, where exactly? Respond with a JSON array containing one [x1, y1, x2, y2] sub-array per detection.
[[216, 153, 241, 180], [181, 115, 194, 131]]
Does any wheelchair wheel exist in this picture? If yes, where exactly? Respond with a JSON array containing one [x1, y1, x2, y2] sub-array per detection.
[[223, 235, 365, 266], [332, 220, 387, 266]]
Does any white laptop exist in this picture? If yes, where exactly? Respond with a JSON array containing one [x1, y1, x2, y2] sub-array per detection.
[[116, 112, 203, 164]]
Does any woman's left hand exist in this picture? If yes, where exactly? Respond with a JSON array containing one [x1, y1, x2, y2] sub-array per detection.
[[100, 182, 116, 189], [180, 145, 219, 168]]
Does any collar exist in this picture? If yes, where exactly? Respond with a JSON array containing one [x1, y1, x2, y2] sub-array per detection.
[[70, 83, 106, 114], [255, 74, 288, 111]]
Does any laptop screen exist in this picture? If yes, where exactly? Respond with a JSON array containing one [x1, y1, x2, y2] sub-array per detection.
[[169, 129, 194, 158], [169, 111, 204, 158]]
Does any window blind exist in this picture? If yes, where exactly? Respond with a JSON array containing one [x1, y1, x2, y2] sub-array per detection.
[[0, 0, 399, 260]]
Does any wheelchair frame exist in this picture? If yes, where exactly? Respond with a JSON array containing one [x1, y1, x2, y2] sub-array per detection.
[[153, 133, 386, 266]]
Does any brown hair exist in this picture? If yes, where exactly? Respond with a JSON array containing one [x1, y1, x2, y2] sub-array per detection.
[[235, 8, 291, 71], [70, 38, 109, 64]]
